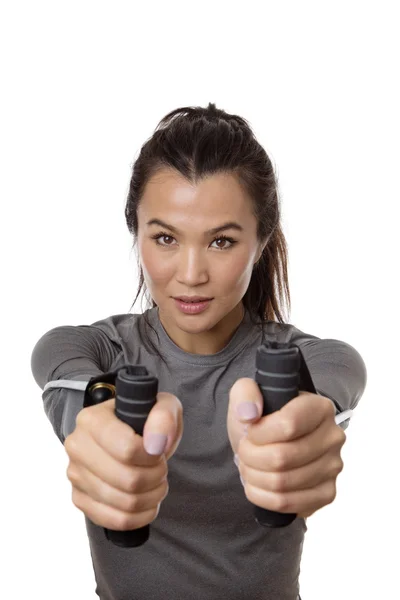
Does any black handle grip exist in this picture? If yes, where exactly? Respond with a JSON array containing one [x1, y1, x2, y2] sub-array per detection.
[[252, 341, 301, 528], [86, 365, 158, 548]]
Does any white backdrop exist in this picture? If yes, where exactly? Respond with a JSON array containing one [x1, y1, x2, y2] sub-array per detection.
[[1, 1, 398, 599]]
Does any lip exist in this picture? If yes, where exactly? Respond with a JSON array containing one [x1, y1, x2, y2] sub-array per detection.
[[173, 298, 213, 315], [173, 296, 213, 302]]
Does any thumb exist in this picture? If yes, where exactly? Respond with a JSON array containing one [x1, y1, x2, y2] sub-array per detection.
[[230, 377, 263, 424], [142, 391, 183, 460], [227, 377, 264, 455]]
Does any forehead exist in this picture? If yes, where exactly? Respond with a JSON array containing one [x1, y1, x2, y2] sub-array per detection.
[[138, 169, 255, 224]]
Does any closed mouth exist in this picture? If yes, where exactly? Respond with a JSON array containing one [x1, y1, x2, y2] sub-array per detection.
[[174, 298, 213, 303]]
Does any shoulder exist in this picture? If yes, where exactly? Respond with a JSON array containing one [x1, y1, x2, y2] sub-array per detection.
[[89, 311, 148, 343], [88, 309, 159, 358], [261, 320, 300, 344]]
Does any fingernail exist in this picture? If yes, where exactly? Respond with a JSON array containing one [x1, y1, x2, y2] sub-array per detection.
[[236, 402, 259, 420], [240, 475, 246, 487], [234, 453, 239, 467], [144, 433, 168, 455]]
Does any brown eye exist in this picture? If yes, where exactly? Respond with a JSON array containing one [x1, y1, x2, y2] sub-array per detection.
[[211, 236, 236, 250], [161, 235, 173, 245], [152, 233, 176, 246]]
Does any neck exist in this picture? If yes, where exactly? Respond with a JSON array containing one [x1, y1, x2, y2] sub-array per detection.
[[158, 302, 246, 355]]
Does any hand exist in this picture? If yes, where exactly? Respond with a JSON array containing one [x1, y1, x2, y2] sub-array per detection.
[[64, 392, 183, 530], [227, 379, 346, 519]]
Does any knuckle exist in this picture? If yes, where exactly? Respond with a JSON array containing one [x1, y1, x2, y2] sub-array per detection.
[[64, 435, 72, 453], [118, 439, 137, 463], [281, 418, 297, 440], [326, 481, 337, 504], [273, 493, 290, 512], [64, 434, 78, 457], [125, 470, 140, 493], [125, 494, 139, 513], [66, 465, 79, 484], [76, 407, 90, 427], [148, 505, 161, 524], [116, 512, 134, 531], [161, 462, 169, 481], [272, 447, 288, 470], [334, 429, 346, 450], [97, 480, 115, 507], [71, 488, 83, 509], [325, 398, 336, 417], [334, 458, 344, 475], [160, 479, 169, 501], [330, 427, 346, 450], [270, 471, 288, 493]]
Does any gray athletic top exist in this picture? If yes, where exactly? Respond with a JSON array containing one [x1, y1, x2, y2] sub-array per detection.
[[30, 306, 367, 600]]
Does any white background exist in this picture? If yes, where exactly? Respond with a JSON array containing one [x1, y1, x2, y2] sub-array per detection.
[[1, 1, 399, 599]]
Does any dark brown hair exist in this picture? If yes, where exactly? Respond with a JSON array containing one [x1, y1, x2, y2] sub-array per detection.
[[124, 103, 290, 360]]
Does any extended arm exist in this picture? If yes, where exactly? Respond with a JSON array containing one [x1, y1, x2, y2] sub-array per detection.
[[31, 324, 120, 443], [291, 325, 368, 429]]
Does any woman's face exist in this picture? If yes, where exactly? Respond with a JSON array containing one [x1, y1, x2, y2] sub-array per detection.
[[137, 168, 265, 353]]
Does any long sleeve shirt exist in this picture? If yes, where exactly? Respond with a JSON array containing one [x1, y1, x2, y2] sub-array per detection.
[[31, 307, 367, 600]]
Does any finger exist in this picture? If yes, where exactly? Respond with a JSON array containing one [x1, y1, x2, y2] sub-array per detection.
[[71, 487, 165, 531], [247, 393, 336, 446], [142, 392, 184, 460], [237, 449, 344, 493], [76, 399, 163, 466], [239, 419, 346, 472], [242, 476, 338, 515], [67, 461, 168, 512], [65, 429, 166, 491]]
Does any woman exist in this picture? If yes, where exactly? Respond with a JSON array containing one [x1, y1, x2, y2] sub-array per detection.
[[31, 103, 367, 600]]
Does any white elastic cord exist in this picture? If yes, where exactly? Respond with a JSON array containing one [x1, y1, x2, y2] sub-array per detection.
[[335, 409, 353, 426], [43, 379, 89, 393]]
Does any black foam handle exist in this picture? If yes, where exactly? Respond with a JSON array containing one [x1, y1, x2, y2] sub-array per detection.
[[252, 341, 301, 528], [85, 365, 158, 548], [105, 365, 158, 547]]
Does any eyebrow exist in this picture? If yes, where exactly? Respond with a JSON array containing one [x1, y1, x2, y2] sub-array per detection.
[[146, 218, 244, 236]]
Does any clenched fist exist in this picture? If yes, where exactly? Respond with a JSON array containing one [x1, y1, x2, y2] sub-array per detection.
[[64, 392, 183, 530]]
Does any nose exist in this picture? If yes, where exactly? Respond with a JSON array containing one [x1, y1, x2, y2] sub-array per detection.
[[176, 247, 209, 286]]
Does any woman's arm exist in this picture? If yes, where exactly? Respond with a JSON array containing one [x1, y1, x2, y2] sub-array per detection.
[[31, 324, 121, 443], [290, 325, 368, 425]]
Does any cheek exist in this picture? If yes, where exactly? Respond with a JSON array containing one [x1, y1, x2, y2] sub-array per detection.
[[140, 242, 171, 284], [218, 254, 253, 287]]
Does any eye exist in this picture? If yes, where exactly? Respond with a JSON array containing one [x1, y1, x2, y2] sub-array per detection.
[[210, 235, 236, 250], [151, 232, 175, 246], [150, 232, 237, 250]]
